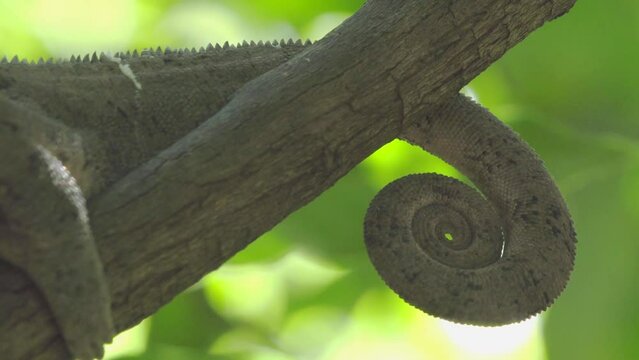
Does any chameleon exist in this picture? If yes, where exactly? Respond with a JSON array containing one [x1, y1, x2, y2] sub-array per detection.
[[0, 37, 575, 358]]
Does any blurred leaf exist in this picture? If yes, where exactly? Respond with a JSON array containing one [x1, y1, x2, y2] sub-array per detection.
[[203, 263, 287, 332], [153, 2, 297, 47], [105, 319, 150, 360], [272, 166, 372, 263], [278, 306, 348, 357], [301, 12, 351, 40], [0, 1, 48, 58], [275, 250, 346, 298], [229, 231, 292, 265], [215, 0, 365, 29], [119, 344, 221, 360], [146, 289, 230, 350], [210, 326, 275, 357], [485, 0, 639, 139], [29, 0, 138, 56]]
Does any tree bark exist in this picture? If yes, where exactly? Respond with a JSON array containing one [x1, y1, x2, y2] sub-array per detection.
[[0, 0, 575, 358]]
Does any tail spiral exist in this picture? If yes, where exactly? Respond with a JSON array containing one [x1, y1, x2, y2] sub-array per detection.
[[364, 95, 576, 325]]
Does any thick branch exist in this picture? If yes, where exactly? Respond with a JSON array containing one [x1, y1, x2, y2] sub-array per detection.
[[0, 0, 575, 358]]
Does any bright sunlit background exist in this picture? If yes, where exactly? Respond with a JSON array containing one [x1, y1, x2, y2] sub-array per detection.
[[2, 0, 638, 359]]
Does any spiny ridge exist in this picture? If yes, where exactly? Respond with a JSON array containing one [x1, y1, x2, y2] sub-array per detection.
[[0, 39, 316, 66]]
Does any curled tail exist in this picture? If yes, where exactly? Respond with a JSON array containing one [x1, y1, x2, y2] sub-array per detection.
[[364, 94, 576, 325]]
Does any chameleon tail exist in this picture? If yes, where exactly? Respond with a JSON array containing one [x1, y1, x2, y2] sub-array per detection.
[[364, 94, 576, 325]]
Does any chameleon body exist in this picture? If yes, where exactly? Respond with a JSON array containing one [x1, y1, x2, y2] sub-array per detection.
[[0, 39, 575, 358], [0, 40, 308, 359]]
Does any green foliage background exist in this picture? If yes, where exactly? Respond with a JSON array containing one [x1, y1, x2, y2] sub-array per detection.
[[1, 0, 638, 359]]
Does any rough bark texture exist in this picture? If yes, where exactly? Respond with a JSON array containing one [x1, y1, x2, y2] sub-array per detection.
[[0, 0, 577, 359]]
